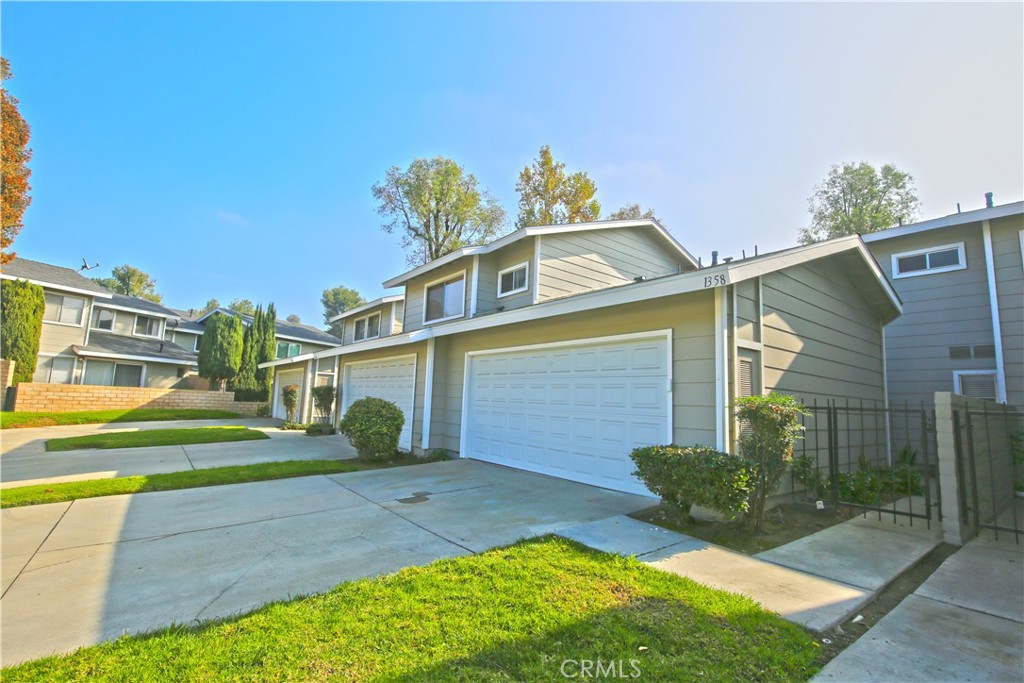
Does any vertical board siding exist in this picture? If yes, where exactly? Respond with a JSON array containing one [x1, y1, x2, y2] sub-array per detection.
[[536, 228, 683, 301], [991, 216, 1024, 405]]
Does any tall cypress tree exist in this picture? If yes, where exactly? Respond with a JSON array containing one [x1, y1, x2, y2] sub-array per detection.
[[230, 305, 261, 400], [254, 303, 277, 402], [0, 278, 45, 384], [197, 312, 243, 390]]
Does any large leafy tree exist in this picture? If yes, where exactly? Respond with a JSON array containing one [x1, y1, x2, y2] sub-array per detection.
[[196, 298, 220, 316], [516, 145, 600, 228], [228, 298, 255, 316], [0, 279, 45, 385], [92, 264, 162, 302], [197, 312, 243, 390], [1, 58, 32, 265], [321, 284, 365, 337], [799, 162, 920, 244], [373, 156, 507, 266], [607, 203, 660, 223]]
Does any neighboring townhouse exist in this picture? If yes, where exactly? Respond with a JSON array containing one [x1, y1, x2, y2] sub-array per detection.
[[263, 219, 900, 496], [1, 258, 198, 387], [863, 199, 1023, 408]]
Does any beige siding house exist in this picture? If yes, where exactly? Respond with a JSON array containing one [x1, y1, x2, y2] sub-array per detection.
[[864, 200, 1023, 407], [262, 219, 899, 496]]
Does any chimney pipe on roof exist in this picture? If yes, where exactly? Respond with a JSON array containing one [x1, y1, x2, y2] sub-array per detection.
[[985, 192, 994, 208], [711, 251, 719, 267]]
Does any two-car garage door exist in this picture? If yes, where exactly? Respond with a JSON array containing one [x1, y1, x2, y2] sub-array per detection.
[[462, 334, 670, 496]]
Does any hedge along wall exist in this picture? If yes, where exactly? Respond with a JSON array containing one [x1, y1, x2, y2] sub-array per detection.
[[12, 383, 265, 416]]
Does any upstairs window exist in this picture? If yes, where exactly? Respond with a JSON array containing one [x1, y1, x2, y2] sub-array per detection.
[[276, 341, 301, 359], [43, 293, 85, 326], [424, 273, 466, 323], [892, 243, 965, 278], [497, 262, 529, 298], [134, 315, 161, 337], [353, 312, 381, 341], [954, 371, 997, 401], [93, 309, 115, 331]]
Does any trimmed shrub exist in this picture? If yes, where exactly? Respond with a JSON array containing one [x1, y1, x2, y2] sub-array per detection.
[[281, 384, 299, 423], [339, 397, 404, 461], [631, 445, 755, 518], [255, 403, 271, 418], [311, 385, 337, 427], [0, 278, 45, 385]]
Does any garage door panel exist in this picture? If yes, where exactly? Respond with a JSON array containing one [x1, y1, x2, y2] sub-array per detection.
[[464, 335, 668, 496], [343, 356, 415, 451]]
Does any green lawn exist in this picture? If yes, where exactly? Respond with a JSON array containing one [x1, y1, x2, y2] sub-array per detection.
[[1, 456, 427, 508], [45, 426, 268, 452], [0, 537, 820, 682], [0, 409, 239, 430]]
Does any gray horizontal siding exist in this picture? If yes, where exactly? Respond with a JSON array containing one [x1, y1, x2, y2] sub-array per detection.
[[402, 257, 474, 333]]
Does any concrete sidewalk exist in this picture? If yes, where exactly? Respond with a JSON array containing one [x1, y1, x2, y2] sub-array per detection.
[[1, 419, 358, 487], [814, 537, 1024, 682], [558, 509, 941, 632]]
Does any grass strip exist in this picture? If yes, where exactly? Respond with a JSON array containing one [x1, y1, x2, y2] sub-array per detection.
[[45, 426, 268, 452], [1, 409, 239, 430], [0, 537, 820, 682]]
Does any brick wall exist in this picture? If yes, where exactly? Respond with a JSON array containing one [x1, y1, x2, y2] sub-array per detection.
[[12, 383, 266, 416], [0, 359, 15, 399]]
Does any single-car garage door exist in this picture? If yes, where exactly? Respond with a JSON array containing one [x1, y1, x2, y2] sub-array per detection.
[[342, 354, 417, 451], [463, 333, 670, 495]]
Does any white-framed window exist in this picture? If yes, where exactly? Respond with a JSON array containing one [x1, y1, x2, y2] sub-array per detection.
[[193, 335, 202, 352], [424, 271, 466, 324], [43, 293, 86, 326], [953, 370, 998, 401], [33, 355, 76, 384], [497, 262, 529, 298], [353, 312, 381, 342], [92, 308, 115, 331], [892, 242, 966, 278], [83, 360, 144, 387], [133, 315, 161, 337], [276, 341, 301, 359]]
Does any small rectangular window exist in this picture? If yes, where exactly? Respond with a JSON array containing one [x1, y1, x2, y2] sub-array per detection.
[[353, 312, 381, 342], [955, 372, 997, 401], [892, 243, 966, 278], [43, 293, 86, 325], [424, 274, 466, 323], [949, 346, 972, 360], [973, 344, 996, 359], [94, 309, 115, 331], [276, 341, 300, 359], [194, 335, 202, 352], [134, 315, 160, 337], [498, 262, 529, 297]]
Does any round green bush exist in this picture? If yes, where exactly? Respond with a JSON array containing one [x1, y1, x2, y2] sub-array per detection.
[[630, 445, 754, 516], [338, 397, 405, 461]]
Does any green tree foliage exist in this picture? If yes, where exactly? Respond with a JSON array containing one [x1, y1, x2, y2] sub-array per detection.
[[516, 145, 600, 228], [608, 203, 660, 223], [197, 313, 243, 390], [311, 385, 338, 428], [321, 284, 365, 337], [91, 264, 162, 303], [286, 314, 301, 324], [230, 306, 262, 401], [228, 298, 255, 316], [339, 397, 405, 460], [0, 278, 45, 384], [1, 57, 32, 265], [281, 384, 299, 423], [631, 445, 754, 518], [373, 156, 507, 266], [254, 303, 277, 401], [196, 299, 220, 316], [799, 162, 920, 244]]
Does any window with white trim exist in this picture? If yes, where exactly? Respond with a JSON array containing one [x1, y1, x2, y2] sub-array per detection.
[[83, 360, 143, 387], [92, 308, 115, 331], [134, 315, 161, 337], [892, 243, 966, 278], [424, 273, 466, 323], [43, 293, 86, 326], [954, 371, 997, 401], [276, 341, 301, 359], [193, 335, 202, 352], [497, 262, 529, 298], [353, 312, 381, 341], [33, 356, 75, 384]]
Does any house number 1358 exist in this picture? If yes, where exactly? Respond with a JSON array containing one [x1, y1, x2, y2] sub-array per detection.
[[703, 274, 727, 288]]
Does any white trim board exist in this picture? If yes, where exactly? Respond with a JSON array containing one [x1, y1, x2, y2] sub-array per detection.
[[328, 295, 405, 322], [0, 273, 112, 299]]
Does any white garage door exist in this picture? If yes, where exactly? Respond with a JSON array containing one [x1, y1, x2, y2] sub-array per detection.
[[274, 369, 304, 420], [342, 355, 417, 451], [463, 333, 670, 495]]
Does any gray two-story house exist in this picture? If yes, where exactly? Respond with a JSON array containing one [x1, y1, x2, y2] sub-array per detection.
[[863, 199, 1023, 407], [263, 219, 900, 495]]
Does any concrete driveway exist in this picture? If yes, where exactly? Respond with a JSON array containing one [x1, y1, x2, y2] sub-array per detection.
[[1, 419, 358, 488], [1, 459, 653, 666]]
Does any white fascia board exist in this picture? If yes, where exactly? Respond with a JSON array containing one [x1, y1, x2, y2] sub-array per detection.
[[328, 295, 405, 322], [94, 302, 179, 320], [73, 349, 197, 366], [257, 351, 319, 370], [0, 274, 113, 299], [291, 237, 899, 365], [861, 201, 1024, 243]]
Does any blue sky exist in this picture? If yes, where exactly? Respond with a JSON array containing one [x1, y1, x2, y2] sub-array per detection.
[[4, 2, 1022, 326]]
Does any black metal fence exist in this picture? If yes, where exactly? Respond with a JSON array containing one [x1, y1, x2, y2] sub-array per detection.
[[952, 402, 1023, 543], [787, 399, 940, 526]]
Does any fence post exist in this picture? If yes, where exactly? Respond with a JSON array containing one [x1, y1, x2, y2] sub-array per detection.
[[934, 392, 974, 545]]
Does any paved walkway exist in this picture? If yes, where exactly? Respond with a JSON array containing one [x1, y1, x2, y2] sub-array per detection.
[[814, 536, 1024, 682], [0, 459, 653, 666], [558, 508, 941, 632], [1, 419, 358, 488]]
